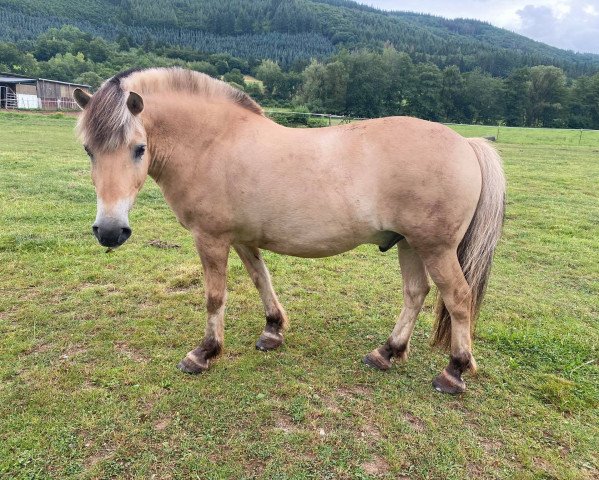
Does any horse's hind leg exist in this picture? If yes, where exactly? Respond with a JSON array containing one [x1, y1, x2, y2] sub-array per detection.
[[234, 244, 288, 351], [421, 248, 476, 394], [364, 241, 429, 370]]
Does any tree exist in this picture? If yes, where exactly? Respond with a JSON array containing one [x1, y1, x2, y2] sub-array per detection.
[[527, 66, 567, 127], [321, 60, 348, 113], [223, 68, 246, 87], [567, 73, 599, 129], [255, 60, 285, 98], [441, 65, 466, 122], [41, 52, 88, 82], [244, 81, 264, 101], [294, 59, 348, 113], [0, 43, 39, 75], [504, 68, 531, 126], [188, 61, 218, 77], [75, 71, 103, 91], [462, 68, 503, 124], [381, 46, 414, 116], [343, 50, 389, 117], [407, 63, 443, 121], [294, 60, 327, 111]]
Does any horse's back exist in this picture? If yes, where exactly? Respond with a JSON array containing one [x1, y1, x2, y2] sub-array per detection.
[[230, 115, 482, 255]]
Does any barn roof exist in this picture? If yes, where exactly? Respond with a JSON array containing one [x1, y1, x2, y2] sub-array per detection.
[[0, 73, 90, 88], [38, 78, 91, 88], [0, 75, 36, 84]]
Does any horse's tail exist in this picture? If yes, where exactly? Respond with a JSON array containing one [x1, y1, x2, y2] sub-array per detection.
[[432, 138, 506, 350]]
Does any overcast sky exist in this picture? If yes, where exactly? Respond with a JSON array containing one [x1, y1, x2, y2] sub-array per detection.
[[361, 0, 599, 54]]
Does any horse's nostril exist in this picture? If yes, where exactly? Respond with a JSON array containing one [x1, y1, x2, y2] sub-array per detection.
[[92, 225, 99, 236], [120, 227, 132, 242]]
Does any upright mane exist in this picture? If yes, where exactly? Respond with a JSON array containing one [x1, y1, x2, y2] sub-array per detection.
[[77, 67, 263, 152]]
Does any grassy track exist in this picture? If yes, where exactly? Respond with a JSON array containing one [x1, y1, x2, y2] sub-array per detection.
[[0, 111, 597, 479]]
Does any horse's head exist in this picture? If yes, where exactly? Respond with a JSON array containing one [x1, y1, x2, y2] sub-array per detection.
[[74, 84, 149, 248]]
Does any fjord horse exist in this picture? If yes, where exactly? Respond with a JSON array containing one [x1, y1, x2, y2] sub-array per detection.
[[74, 67, 505, 393]]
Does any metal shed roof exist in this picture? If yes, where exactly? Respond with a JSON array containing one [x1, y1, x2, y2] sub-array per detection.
[[38, 78, 91, 88], [0, 76, 36, 84], [0, 73, 90, 88]]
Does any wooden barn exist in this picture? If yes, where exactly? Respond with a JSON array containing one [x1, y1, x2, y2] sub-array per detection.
[[0, 73, 91, 110]]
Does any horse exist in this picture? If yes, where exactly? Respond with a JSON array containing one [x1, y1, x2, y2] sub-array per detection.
[[73, 67, 505, 394]]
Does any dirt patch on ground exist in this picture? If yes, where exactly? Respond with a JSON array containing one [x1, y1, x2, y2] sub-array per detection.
[[317, 385, 382, 446], [148, 239, 181, 249], [84, 447, 114, 471], [403, 412, 425, 432], [466, 461, 487, 478], [480, 438, 503, 454], [154, 417, 172, 431], [322, 396, 341, 414], [244, 459, 266, 478], [360, 421, 383, 443], [167, 276, 201, 292], [79, 433, 114, 471], [274, 413, 297, 434], [115, 342, 148, 363], [362, 455, 390, 476], [223, 350, 242, 361], [533, 457, 556, 476], [24, 341, 52, 355], [337, 384, 372, 401], [59, 344, 88, 361]]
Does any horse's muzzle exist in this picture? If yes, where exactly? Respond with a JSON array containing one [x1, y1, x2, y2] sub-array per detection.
[[92, 223, 132, 248]]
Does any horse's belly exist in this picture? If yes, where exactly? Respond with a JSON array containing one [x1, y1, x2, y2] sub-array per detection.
[[259, 238, 361, 258], [255, 224, 389, 258]]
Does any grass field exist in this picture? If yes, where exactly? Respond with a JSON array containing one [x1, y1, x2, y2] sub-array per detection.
[[0, 111, 597, 479]]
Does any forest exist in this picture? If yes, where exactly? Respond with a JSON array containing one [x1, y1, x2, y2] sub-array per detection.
[[2, 0, 599, 75], [1, 0, 599, 128]]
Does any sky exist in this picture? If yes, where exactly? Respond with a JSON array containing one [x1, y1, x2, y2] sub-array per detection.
[[361, 0, 599, 54]]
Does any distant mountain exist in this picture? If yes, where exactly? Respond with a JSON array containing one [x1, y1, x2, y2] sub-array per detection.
[[1, 0, 598, 75]]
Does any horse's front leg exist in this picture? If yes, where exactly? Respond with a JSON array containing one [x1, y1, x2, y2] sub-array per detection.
[[234, 245, 288, 351], [177, 235, 230, 374]]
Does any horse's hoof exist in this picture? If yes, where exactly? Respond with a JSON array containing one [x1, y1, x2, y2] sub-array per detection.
[[255, 332, 284, 351], [177, 356, 208, 374], [363, 350, 391, 371], [432, 370, 466, 394]]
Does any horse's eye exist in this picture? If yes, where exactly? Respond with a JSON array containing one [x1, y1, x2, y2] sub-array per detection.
[[84, 145, 93, 160], [134, 145, 146, 160]]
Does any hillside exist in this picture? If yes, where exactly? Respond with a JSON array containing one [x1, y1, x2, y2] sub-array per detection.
[[1, 0, 599, 76]]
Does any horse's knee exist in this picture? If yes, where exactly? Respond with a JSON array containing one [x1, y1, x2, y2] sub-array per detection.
[[206, 292, 225, 314], [404, 282, 430, 307], [444, 287, 472, 323]]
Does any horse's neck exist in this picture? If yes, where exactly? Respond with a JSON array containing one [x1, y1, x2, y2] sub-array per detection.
[[146, 96, 230, 184]]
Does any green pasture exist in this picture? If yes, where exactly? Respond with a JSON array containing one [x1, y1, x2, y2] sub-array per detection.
[[0, 111, 597, 479]]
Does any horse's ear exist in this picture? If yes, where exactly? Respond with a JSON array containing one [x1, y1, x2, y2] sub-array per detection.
[[126, 91, 144, 115], [73, 88, 92, 109]]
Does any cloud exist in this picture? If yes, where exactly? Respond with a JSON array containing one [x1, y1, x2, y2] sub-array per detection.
[[361, 1, 599, 54], [516, 2, 599, 53]]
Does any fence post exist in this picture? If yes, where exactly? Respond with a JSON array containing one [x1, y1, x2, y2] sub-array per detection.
[[328, 114, 332, 126], [579, 129, 583, 146]]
